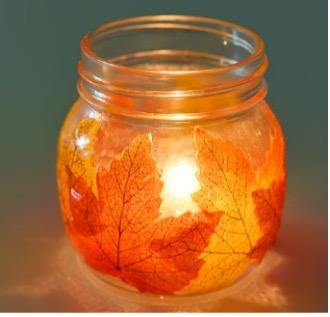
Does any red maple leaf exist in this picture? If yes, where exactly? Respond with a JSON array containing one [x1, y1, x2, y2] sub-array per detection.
[[250, 180, 286, 262], [66, 135, 220, 294]]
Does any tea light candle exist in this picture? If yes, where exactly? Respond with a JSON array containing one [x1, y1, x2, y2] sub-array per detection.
[[160, 158, 200, 217]]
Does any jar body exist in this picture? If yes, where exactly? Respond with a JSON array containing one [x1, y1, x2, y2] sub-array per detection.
[[57, 98, 286, 295]]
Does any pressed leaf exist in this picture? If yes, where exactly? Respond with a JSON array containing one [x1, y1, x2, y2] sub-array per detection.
[[184, 128, 262, 293], [250, 109, 286, 261], [66, 134, 221, 294], [250, 180, 285, 261], [60, 117, 100, 186], [66, 167, 105, 236], [57, 103, 100, 225], [259, 106, 286, 184]]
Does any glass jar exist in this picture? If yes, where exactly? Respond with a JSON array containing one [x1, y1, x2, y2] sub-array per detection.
[[57, 15, 286, 296]]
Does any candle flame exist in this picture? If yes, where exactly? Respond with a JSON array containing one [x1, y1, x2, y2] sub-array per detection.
[[164, 161, 199, 199], [160, 159, 200, 217]]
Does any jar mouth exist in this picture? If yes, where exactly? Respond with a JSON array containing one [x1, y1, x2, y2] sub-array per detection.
[[78, 15, 268, 121]]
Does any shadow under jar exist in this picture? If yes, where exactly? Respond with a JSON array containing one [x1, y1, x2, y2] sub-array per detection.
[[57, 15, 286, 297]]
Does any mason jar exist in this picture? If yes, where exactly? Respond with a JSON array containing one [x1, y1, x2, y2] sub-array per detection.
[[57, 15, 286, 296]]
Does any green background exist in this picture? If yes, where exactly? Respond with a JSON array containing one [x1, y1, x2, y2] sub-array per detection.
[[0, 0, 327, 312]]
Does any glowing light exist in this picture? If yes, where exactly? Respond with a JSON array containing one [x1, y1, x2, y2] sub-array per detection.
[[159, 159, 200, 217], [76, 135, 89, 149], [88, 111, 101, 119], [164, 160, 199, 199]]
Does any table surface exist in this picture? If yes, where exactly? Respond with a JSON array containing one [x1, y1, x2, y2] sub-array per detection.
[[0, 191, 327, 312]]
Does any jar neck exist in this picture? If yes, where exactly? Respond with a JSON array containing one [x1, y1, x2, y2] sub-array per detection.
[[77, 15, 268, 122]]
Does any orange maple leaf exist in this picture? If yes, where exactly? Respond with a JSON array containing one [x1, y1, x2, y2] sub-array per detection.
[[66, 166, 105, 236], [250, 108, 286, 261], [188, 126, 285, 292], [66, 135, 220, 294], [250, 180, 286, 261], [57, 103, 100, 226], [186, 128, 262, 292]]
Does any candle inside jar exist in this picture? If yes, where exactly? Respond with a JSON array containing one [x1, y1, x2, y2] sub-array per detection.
[[160, 158, 200, 217]]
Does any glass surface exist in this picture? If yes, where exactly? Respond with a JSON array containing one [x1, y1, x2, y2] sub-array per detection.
[[56, 16, 286, 296], [57, 98, 285, 296]]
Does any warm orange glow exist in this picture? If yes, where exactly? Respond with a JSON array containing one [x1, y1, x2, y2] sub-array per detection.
[[163, 160, 199, 199], [57, 105, 286, 295], [159, 159, 200, 217]]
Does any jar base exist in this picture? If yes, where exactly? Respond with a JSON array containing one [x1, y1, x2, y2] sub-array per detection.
[[77, 254, 271, 308]]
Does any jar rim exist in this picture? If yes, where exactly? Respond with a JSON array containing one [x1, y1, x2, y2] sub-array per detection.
[[81, 15, 265, 78]]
